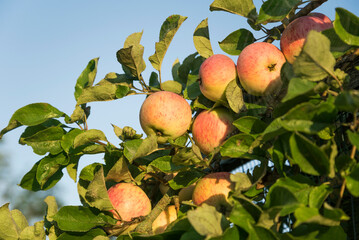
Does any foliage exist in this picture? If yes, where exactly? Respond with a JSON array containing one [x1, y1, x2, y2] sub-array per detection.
[[1, 0, 359, 239]]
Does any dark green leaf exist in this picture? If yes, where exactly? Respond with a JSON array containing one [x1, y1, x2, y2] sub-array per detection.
[[74, 58, 99, 100], [334, 8, 359, 46], [281, 78, 317, 102], [210, 0, 257, 20], [219, 29, 254, 55], [322, 28, 352, 58], [123, 135, 158, 163], [168, 170, 203, 190], [53, 206, 115, 232], [264, 185, 301, 216], [57, 228, 107, 240], [36, 152, 68, 188], [148, 156, 184, 173], [346, 130, 359, 150], [335, 90, 359, 112], [1, 103, 64, 139], [183, 74, 201, 100], [117, 32, 146, 79], [220, 134, 261, 159], [289, 132, 331, 176], [104, 150, 133, 183], [257, 0, 300, 24], [161, 80, 183, 94], [193, 18, 213, 59], [187, 204, 223, 238], [233, 116, 267, 136], [61, 128, 82, 153], [293, 31, 336, 81], [149, 15, 187, 71], [294, 206, 344, 227], [73, 129, 107, 148]]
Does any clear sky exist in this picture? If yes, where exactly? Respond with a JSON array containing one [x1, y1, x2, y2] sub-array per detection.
[[0, 0, 358, 207]]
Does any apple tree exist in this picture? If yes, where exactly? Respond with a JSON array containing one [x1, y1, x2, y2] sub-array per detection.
[[1, 0, 359, 239]]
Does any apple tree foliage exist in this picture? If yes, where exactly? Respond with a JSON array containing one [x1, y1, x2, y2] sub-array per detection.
[[1, 0, 359, 239]]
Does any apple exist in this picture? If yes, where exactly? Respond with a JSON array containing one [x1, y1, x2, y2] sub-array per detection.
[[191, 107, 234, 155], [139, 91, 192, 144], [280, 14, 333, 64], [192, 172, 234, 212], [152, 205, 177, 234], [199, 54, 237, 102], [236, 42, 286, 96], [107, 182, 152, 222]]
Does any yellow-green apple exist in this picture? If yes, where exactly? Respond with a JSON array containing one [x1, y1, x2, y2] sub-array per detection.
[[280, 15, 333, 63], [139, 91, 192, 144], [191, 107, 234, 155], [192, 172, 234, 212], [107, 182, 151, 222], [237, 42, 286, 96], [152, 205, 177, 234], [199, 54, 237, 102]]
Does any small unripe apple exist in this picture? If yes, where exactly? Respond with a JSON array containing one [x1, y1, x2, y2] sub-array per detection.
[[152, 205, 177, 234], [192, 107, 234, 155], [237, 42, 286, 96], [139, 91, 192, 144], [280, 15, 333, 63], [199, 54, 237, 102], [192, 172, 234, 212], [107, 182, 151, 222]]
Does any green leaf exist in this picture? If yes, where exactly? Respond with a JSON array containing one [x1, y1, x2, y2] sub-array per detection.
[[279, 101, 338, 134], [309, 184, 332, 209], [19, 126, 65, 155], [281, 78, 317, 102], [171, 147, 203, 166], [345, 162, 359, 197], [225, 80, 245, 114], [346, 130, 359, 150], [11, 209, 28, 234], [264, 185, 301, 216], [293, 31, 336, 81], [257, 0, 300, 24], [193, 18, 213, 59], [334, 8, 359, 46], [123, 135, 158, 163], [335, 90, 359, 112], [289, 132, 331, 176], [19, 221, 46, 240], [104, 150, 133, 183], [219, 28, 254, 55], [149, 15, 187, 71], [148, 156, 184, 173], [1, 103, 64, 139], [57, 228, 107, 240], [183, 74, 201, 100], [74, 58, 99, 101], [233, 116, 267, 136], [61, 128, 82, 153], [322, 28, 352, 57], [36, 152, 68, 187], [250, 118, 286, 150], [73, 129, 107, 149], [161, 80, 183, 94], [168, 170, 203, 190], [293, 206, 345, 228], [187, 204, 223, 238], [53, 206, 115, 232], [220, 134, 258, 159], [0, 203, 21, 240], [117, 32, 146, 79], [210, 0, 257, 19], [44, 196, 58, 222], [231, 172, 252, 192]]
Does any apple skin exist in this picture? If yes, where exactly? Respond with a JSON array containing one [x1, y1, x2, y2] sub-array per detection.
[[152, 205, 177, 234], [280, 15, 333, 64], [308, 12, 333, 26], [107, 182, 152, 222], [178, 184, 196, 203], [199, 54, 237, 102], [139, 91, 192, 144], [237, 42, 286, 96], [192, 107, 234, 155], [192, 172, 234, 212]]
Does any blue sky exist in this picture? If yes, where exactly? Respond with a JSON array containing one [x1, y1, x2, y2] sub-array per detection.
[[0, 1, 358, 207]]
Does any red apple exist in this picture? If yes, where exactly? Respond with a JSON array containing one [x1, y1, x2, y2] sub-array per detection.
[[139, 91, 192, 144], [107, 182, 151, 222], [280, 15, 333, 64], [152, 205, 177, 234], [308, 12, 333, 26], [199, 54, 237, 102], [192, 172, 234, 212], [191, 107, 234, 155], [237, 42, 286, 96]]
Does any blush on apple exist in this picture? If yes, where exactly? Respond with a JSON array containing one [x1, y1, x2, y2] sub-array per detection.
[[191, 107, 234, 155], [199, 54, 237, 102], [237, 42, 286, 96], [139, 91, 192, 144], [192, 172, 234, 213], [280, 14, 333, 64], [107, 182, 152, 222]]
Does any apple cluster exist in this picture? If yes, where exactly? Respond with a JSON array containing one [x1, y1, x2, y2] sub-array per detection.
[[105, 12, 333, 235]]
